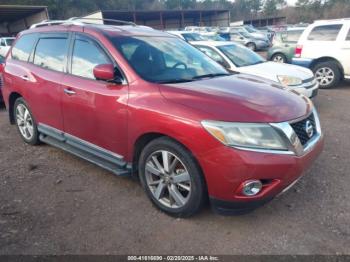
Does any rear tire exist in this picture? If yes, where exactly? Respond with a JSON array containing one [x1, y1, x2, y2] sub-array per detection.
[[138, 137, 206, 217], [14, 97, 40, 145], [312, 61, 341, 89], [271, 53, 287, 63], [246, 42, 256, 51]]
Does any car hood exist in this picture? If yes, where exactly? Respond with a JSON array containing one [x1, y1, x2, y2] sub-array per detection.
[[159, 74, 312, 123], [237, 61, 314, 83]]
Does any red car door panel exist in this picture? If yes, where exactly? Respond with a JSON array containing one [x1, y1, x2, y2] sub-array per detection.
[[61, 34, 129, 157]]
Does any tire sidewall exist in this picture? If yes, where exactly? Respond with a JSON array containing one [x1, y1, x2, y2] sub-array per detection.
[[138, 137, 205, 217], [246, 43, 256, 51], [272, 53, 286, 63], [14, 98, 39, 145], [313, 62, 341, 89]]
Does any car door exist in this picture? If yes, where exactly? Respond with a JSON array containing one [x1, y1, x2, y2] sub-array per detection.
[[61, 33, 129, 157], [26, 33, 69, 131], [6, 33, 67, 131]]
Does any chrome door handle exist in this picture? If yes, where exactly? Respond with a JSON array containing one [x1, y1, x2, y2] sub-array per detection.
[[64, 88, 76, 95], [20, 75, 29, 81]]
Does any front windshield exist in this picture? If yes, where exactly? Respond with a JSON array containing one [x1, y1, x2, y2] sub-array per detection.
[[110, 36, 228, 83], [182, 33, 204, 42], [218, 44, 265, 67], [6, 39, 14, 46]]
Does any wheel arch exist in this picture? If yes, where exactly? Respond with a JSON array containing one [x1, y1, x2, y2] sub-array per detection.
[[310, 57, 344, 78], [8, 92, 22, 124], [131, 132, 208, 195]]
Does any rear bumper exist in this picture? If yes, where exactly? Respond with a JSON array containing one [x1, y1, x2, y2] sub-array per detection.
[[292, 58, 314, 68]]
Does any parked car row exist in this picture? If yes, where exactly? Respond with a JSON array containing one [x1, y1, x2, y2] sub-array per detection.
[[0, 18, 324, 217], [266, 18, 350, 89]]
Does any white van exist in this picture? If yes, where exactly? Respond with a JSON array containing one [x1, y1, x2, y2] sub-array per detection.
[[292, 18, 350, 89]]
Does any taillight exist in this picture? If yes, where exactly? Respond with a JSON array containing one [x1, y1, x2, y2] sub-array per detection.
[[295, 45, 303, 58]]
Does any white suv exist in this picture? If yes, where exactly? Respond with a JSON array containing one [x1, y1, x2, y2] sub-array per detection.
[[292, 18, 350, 89], [0, 37, 15, 57]]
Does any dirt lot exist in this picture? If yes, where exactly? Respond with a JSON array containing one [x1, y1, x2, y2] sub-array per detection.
[[0, 82, 350, 255]]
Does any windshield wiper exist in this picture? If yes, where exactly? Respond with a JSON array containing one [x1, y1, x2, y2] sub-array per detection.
[[191, 73, 230, 80]]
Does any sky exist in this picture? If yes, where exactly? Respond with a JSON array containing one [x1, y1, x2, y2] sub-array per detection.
[[286, 0, 297, 5]]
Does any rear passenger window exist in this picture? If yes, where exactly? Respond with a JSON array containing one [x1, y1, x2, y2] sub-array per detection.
[[287, 30, 303, 42], [12, 34, 37, 62], [307, 24, 342, 41], [33, 38, 68, 72], [71, 39, 111, 79]]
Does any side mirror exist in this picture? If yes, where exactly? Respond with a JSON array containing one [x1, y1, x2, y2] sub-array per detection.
[[240, 37, 244, 40], [93, 64, 123, 84], [0, 63, 4, 73]]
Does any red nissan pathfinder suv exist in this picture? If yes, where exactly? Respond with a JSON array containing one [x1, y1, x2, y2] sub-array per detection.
[[0, 19, 324, 217]]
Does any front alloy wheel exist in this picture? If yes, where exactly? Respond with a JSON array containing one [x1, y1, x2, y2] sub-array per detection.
[[145, 150, 191, 209], [139, 137, 206, 217]]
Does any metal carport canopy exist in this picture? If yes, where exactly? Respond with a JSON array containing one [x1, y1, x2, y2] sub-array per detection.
[[0, 5, 48, 23]]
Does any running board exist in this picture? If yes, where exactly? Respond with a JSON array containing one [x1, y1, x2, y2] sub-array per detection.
[[39, 132, 131, 177]]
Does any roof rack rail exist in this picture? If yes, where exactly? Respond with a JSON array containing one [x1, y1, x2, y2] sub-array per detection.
[[70, 17, 137, 26], [30, 19, 84, 29], [30, 17, 137, 29]]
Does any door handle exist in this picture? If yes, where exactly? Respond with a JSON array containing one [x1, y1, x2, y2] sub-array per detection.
[[20, 75, 29, 81], [64, 88, 76, 95]]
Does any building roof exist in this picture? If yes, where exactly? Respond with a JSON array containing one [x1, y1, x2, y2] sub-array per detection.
[[0, 5, 48, 23]]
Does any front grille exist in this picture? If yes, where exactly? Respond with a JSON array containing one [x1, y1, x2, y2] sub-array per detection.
[[290, 113, 317, 146]]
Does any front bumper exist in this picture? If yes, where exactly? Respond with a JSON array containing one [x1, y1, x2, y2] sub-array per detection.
[[256, 41, 270, 50], [197, 109, 324, 215], [291, 80, 319, 98], [207, 136, 324, 215]]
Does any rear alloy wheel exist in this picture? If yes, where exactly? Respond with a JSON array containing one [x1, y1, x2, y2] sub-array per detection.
[[271, 53, 287, 63], [246, 42, 256, 51], [14, 98, 39, 145], [313, 61, 341, 89], [139, 137, 206, 217]]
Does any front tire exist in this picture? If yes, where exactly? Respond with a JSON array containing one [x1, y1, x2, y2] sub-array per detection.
[[246, 42, 256, 51], [271, 53, 287, 63], [313, 61, 341, 89], [14, 97, 39, 145], [139, 137, 206, 217]]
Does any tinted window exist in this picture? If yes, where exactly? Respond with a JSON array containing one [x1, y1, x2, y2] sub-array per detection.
[[71, 39, 111, 79], [218, 44, 265, 67], [34, 38, 68, 72], [6, 39, 14, 46], [308, 24, 342, 41], [347, 29, 350, 41], [196, 46, 229, 68], [111, 36, 228, 83], [0, 39, 5, 46], [287, 30, 303, 42], [182, 33, 204, 42], [12, 34, 37, 62]]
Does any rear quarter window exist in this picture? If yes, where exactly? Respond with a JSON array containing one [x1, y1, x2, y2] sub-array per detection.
[[307, 24, 342, 41], [12, 34, 37, 62], [346, 29, 350, 41]]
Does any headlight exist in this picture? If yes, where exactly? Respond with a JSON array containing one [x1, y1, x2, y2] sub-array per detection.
[[277, 75, 302, 86], [201, 121, 288, 150]]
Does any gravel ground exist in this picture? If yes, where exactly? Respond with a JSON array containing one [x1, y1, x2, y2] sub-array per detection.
[[0, 82, 350, 255]]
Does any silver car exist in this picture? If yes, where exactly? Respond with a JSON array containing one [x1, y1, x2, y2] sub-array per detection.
[[229, 30, 270, 51]]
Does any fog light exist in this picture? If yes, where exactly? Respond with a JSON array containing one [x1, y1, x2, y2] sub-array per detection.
[[242, 180, 263, 196]]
